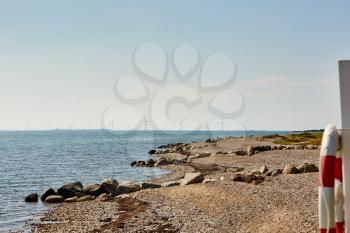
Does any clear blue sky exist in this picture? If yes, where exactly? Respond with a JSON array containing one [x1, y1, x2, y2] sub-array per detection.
[[0, 1, 349, 130]]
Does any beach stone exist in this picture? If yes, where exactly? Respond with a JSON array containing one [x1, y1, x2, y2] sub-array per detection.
[[162, 180, 181, 187], [111, 183, 141, 197], [95, 193, 109, 202], [76, 195, 94, 202], [235, 150, 247, 156], [241, 174, 257, 183], [202, 178, 218, 184], [283, 165, 299, 174], [231, 174, 243, 182], [271, 169, 282, 177], [295, 145, 303, 150], [297, 163, 319, 173], [101, 178, 118, 194], [137, 160, 146, 166], [130, 161, 137, 166], [83, 184, 103, 196], [25, 193, 38, 202], [259, 165, 268, 174], [196, 152, 211, 158], [148, 149, 156, 154], [45, 195, 64, 203], [251, 180, 263, 185], [146, 159, 155, 166], [216, 151, 223, 154], [140, 182, 162, 189], [251, 169, 261, 175], [277, 145, 285, 150], [247, 145, 255, 156], [64, 196, 78, 203], [41, 188, 56, 202], [57, 181, 83, 199], [180, 172, 204, 186], [155, 158, 168, 166]]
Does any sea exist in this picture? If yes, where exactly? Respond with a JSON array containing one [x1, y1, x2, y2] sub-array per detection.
[[0, 129, 289, 232]]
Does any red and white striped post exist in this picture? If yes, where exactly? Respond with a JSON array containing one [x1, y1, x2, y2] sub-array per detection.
[[319, 124, 338, 233], [335, 146, 344, 233]]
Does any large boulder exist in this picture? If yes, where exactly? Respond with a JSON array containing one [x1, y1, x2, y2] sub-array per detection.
[[297, 163, 319, 173], [148, 149, 156, 154], [111, 182, 141, 197], [259, 165, 268, 174], [283, 165, 299, 174], [65, 196, 78, 203], [41, 188, 56, 202], [162, 180, 180, 187], [231, 174, 243, 182], [45, 195, 64, 203], [57, 181, 83, 199], [140, 182, 162, 189], [83, 184, 104, 196], [235, 150, 247, 156], [247, 145, 255, 156], [180, 172, 204, 186], [101, 178, 118, 194], [25, 193, 38, 202], [76, 195, 94, 202], [241, 174, 257, 183]]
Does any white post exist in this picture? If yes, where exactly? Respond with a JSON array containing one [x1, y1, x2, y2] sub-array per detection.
[[339, 60, 350, 232]]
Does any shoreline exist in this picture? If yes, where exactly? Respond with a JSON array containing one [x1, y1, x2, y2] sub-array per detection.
[[28, 134, 320, 232]]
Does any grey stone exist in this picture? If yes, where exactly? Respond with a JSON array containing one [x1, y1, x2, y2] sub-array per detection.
[[101, 178, 118, 194], [25, 193, 38, 202], [180, 172, 204, 186], [45, 195, 64, 203]]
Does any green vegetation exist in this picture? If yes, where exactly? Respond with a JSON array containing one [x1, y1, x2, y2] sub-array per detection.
[[272, 131, 323, 145]]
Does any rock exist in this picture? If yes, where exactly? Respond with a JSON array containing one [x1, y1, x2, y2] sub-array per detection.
[[283, 165, 299, 174], [140, 182, 162, 189], [25, 193, 38, 202], [111, 183, 141, 197], [241, 174, 257, 183], [41, 188, 56, 202], [251, 169, 261, 175], [101, 178, 118, 194], [295, 145, 303, 150], [130, 161, 137, 166], [57, 181, 83, 199], [180, 172, 204, 186], [76, 195, 94, 202], [231, 174, 243, 182], [271, 169, 282, 177], [64, 196, 78, 203], [155, 158, 168, 166], [254, 150, 261, 155], [216, 151, 223, 154], [83, 184, 103, 196], [162, 180, 181, 187], [259, 165, 268, 174], [297, 163, 319, 173], [255, 175, 265, 181], [137, 160, 146, 166], [271, 146, 277, 150], [148, 149, 156, 154], [196, 152, 211, 158], [45, 195, 64, 203], [277, 145, 285, 150], [235, 150, 247, 156], [146, 159, 155, 166], [202, 178, 217, 184], [206, 138, 215, 143], [247, 145, 255, 156], [251, 180, 263, 185], [95, 193, 109, 202]]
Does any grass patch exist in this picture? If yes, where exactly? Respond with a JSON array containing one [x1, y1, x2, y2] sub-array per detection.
[[272, 131, 323, 145]]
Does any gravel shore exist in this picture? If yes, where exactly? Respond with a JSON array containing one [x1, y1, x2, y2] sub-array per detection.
[[31, 136, 319, 233]]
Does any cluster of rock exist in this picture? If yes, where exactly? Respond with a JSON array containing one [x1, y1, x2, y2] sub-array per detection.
[[231, 163, 319, 185], [130, 157, 187, 167], [25, 172, 209, 204], [25, 178, 118, 203], [235, 144, 319, 156]]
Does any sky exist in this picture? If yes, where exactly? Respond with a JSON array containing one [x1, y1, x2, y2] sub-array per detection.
[[0, 0, 349, 131]]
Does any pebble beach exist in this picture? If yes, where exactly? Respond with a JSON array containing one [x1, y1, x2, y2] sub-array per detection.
[[28, 135, 320, 233]]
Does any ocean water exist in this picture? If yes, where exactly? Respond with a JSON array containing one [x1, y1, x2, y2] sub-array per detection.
[[0, 129, 288, 232]]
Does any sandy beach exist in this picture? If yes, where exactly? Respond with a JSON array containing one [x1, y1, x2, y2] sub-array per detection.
[[30, 136, 320, 233]]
